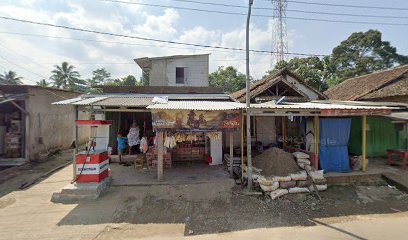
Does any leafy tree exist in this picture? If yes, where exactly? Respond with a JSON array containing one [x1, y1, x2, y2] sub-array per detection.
[[50, 62, 86, 91], [87, 68, 113, 93], [209, 66, 246, 93], [87, 68, 112, 86], [36, 79, 50, 87], [265, 57, 328, 91], [121, 75, 137, 86], [104, 75, 140, 86], [0, 70, 23, 85], [326, 29, 408, 86], [140, 72, 149, 86]]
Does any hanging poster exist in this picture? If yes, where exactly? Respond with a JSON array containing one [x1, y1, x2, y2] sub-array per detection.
[[151, 109, 241, 129]]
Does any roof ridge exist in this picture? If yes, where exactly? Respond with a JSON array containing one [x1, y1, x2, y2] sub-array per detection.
[[328, 64, 408, 91]]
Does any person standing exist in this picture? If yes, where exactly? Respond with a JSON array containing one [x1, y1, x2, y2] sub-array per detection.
[[116, 132, 127, 164], [127, 123, 141, 154]]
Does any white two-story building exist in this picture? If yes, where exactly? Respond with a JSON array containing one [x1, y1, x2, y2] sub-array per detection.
[[134, 54, 210, 87]]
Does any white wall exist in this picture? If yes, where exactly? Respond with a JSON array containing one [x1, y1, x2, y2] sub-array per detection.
[[286, 75, 320, 100], [149, 55, 209, 87]]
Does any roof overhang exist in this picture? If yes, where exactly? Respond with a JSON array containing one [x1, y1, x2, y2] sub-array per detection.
[[147, 101, 244, 111], [251, 101, 396, 116]]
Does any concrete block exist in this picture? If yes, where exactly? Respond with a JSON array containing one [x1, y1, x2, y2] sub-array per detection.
[[51, 177, 112, 203]]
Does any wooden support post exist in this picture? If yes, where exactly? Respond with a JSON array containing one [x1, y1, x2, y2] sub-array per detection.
[[281, 116, 286, 148], [229, 131, 234, 178], [313, 116, 319, 169], [72, 106, 78, 181], [362, 114, 367, 172], [157, 131, 164, 181], [241, 110, 245, 182]]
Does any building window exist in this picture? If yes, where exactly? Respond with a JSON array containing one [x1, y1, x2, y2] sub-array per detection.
[[176, 67, 185, 84]]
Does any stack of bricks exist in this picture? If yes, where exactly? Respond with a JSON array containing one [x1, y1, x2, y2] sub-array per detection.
[[146, 146, 172, 169]]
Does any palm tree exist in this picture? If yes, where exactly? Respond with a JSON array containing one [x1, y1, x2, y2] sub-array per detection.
[[36, 79, 50, 87], [0, 70, 23, 85], [50, 62, 86, 91]]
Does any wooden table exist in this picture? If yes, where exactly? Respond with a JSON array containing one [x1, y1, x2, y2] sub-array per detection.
[[387, 149, 408, 170]]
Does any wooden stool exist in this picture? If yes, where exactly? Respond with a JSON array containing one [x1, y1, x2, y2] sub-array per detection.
[[134, 154, 145, 169]]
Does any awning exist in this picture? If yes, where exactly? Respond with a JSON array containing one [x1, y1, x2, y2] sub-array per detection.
[[387, 112, 408, 121], [53, 96, 153, 107], [251, 101, 395, 116], [147, 101, 245, 111]]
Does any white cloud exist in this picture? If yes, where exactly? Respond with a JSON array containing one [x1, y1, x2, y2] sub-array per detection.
[[0, 1, 297, 85]]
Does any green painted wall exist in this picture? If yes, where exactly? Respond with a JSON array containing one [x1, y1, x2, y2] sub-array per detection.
[[349, 117, 407, 157]]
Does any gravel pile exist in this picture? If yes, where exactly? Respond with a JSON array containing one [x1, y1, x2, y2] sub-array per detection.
[[253, 147, 300, 177]]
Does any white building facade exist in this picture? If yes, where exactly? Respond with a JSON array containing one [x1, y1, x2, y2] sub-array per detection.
[[135, 54, 210, 87]]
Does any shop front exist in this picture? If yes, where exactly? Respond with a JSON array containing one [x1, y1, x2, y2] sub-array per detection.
[[147, 101, 243, 181]]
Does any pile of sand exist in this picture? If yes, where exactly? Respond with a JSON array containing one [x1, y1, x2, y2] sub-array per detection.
[[253, 147, 300, 177]]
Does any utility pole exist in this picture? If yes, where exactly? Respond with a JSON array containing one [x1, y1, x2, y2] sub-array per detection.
[[246, 0, 254, 190]]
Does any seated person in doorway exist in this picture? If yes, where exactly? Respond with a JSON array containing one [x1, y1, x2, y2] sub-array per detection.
[[127, 123, 141, 154], [116, 132, 128, 164]]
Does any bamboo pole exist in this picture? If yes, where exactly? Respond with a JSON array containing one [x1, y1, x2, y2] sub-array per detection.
[[72, 106, 78, 181], [229, 132, 234, 178], [241, 110, 245, 182], [282, 116, 286, 148], [313, 116, 319, 169], [362, 114, 367, 172], [157, 131, 164, 181]]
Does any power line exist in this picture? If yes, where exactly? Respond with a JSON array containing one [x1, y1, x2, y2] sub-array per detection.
[[0, 41, 51, 73], [0, 53, 47, 80], [97, 0, 408, 26], [0, 31, 271, 56], [0, 16, 328, 57], [169, 0, 408, 19], [284, 0, 408, 11]]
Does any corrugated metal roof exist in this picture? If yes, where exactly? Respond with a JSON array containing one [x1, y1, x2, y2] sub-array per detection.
[[92, 97, 153, 107], [388, 112, 408, 121], [52, 97, 83, 105], [147, 101, 244, 110], [71, 97, 107, 105], [251, 101, 394, 110], [84, 93, 230, 100]]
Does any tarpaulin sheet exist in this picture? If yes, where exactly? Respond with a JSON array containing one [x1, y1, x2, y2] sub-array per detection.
[[319, 118, 351, 173], [349, 117, 407, 157]]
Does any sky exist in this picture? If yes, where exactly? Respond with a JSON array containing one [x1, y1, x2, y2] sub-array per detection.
[[0, 0, 407, 85]]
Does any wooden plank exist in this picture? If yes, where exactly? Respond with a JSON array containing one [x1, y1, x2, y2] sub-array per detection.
[[157, 131, 164, 181], [362, 114, 367, 172], [229, 132, 234, 178]]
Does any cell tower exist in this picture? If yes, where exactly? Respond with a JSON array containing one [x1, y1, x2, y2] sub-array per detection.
[[271, 0, 288, 65]]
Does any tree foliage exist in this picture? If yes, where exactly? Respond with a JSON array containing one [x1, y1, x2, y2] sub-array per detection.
[[326, 30, 408, 86], [36, 79, 50, 87], [266, 57, 328, 91], [209, 66, 246, 93], [266, 30, 408, 89], [50, 62, 86, 91], [0, 71, 23, 85]]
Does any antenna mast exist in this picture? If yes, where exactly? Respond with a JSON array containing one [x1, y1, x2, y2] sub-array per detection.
[[271, 0, 288, 65]]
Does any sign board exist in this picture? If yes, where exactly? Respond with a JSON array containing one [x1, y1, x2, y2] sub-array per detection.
[[151, 109, 241, 129]]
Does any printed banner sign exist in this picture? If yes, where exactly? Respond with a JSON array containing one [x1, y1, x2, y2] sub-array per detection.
[[151, 109, 241, 129]]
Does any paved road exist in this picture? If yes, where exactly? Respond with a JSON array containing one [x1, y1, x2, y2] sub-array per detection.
[[0, 165, 408, 240]]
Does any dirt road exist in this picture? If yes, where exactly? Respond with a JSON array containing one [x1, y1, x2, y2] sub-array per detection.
[[0, 157, 408, 239]]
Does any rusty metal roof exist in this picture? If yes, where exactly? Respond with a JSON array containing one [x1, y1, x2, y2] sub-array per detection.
[[147, 101, 244, 111], [251, 101, 395, 110], [92, 97, 153, 107]]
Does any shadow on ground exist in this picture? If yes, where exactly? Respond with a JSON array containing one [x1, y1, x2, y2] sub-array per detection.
[[56, 180, 408, 236]]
